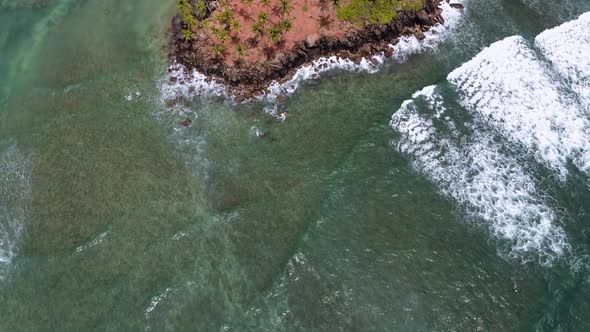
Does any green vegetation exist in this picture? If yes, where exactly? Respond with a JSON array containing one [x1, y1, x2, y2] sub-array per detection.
[[279, 18, 293, 32], [252, 21, 264, 34], [216, 8, 234, 25], [216, 29, 230, 43], [261, 0, 271, 7], [235, 43, 246, 57], [230, 19, 242, 35], [176, 0, 197, 39], [212, 44, 225, 57], [257, 12, 269, 23], [194, 0, 207, 14], [277, 0, 293, 14], [337, 0, 425, 25], [268, 25, 283, 43]]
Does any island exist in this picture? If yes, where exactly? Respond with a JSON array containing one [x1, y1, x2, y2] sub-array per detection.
[[170, 0, 458, 101]]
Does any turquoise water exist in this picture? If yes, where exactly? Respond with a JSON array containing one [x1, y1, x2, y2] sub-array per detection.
[[1, 0, 590, 330]]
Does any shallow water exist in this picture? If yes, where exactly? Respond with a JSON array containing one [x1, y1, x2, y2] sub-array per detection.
[[1, 0, 590, 330]]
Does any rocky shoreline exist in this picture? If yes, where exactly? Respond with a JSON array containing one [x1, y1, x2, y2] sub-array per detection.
[[170, 0, 462, 102]]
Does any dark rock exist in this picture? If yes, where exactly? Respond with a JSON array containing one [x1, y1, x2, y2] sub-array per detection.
[[417, 10, 431, 25], [308, 48, 321, 58], [383, 48, 394, 58], [288, 51, 298, 63], [296, 49, 307, 58], [181, 118, 192, 127], [305, 33, 320, 48], [352, 54, 362, 64], [450, 3, 464, 10], [170, 76, 178, 83], [414, 30, 426, 40]]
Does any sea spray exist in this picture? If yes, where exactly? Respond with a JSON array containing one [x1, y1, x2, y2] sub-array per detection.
[[390, 86, 569, 265], [0, 144, 32, 281], [535, 12, 590, 109], [447, 35, 590, 180]]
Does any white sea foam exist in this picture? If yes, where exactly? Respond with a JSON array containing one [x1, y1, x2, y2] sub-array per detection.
[[157, 1, 468, 102], [0, 144, 32, 281], [535, 12, 590, 109], [447, 35, 590, 180], [390, 87, 569, 265], [73, 230, 108, 254], [393, 0, 467, 62], [158, 62, 228, 102], [265, 0, 468, 100]]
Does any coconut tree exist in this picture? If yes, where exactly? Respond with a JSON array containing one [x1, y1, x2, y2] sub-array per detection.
[[252, 21, 264, 35], [235, 43, 246, 57], [216, 29, 230, 44], [279, 18, 293, 32], [277, 0, 293, 15], [268, 25, 282, 44], [257, 12, 268, 24], [194, 0, 207, 15], [181, 28, 195, 40], [212, 44, 225, 58], [261, 0, 271, 8], [216, 8, 234, 25], [230, 18, 242, 35]]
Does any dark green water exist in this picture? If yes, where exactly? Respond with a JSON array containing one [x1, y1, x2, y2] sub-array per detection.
[[1, 0, 589, 330]]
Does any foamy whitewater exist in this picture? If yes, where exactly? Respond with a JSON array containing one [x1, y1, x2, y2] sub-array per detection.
[[390, 86, 569, 265], [390, 13, 590, 265], [0, 144, 32, 281], [447, 35, 590, 180], [157, 0, 468, 104], [535, 12, 590, 109]]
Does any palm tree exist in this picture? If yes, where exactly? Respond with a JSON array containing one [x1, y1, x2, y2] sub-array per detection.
[[212, 44, 225, 58], [194, 0, 207, 15], [217, 29, 230, 44], [181, 28, 195, 40], [268, 25, 282, 43], [279, 18, 293, 32], [235, 43, 246, 57], [261, 0, 271, 7], [252, 22, 264, 35], [230, 18, 242, 34], [257, 12, 268, 24], [277, 0, 293, 15], [217, 8, 234, 25]]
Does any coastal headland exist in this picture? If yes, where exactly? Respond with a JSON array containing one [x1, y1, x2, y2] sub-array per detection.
[[170, 0, 463, 101]]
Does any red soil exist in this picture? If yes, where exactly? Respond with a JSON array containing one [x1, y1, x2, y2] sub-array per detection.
[[195, 0, 354, 65]]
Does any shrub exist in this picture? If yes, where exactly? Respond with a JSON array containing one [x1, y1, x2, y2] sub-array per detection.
[[257, 12, 268, 24], [268, 25, 283, 43], [279, 18, 293, 32], [252, 21, 264, 34], [337, 0, 425, 25]]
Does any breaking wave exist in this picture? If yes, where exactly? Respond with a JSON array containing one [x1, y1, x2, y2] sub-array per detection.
[[390, 13, 590, 265], [447, 35, 590, 180], [535, 12, 590, 109], [390, 86, 569, 265], [0, 144, 32, 281]]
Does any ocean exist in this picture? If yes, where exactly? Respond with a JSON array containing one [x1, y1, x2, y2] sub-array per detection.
[[0, 0, 589, 330]]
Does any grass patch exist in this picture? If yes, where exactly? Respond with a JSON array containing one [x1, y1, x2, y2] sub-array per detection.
[[337, 0, 425, 25]]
